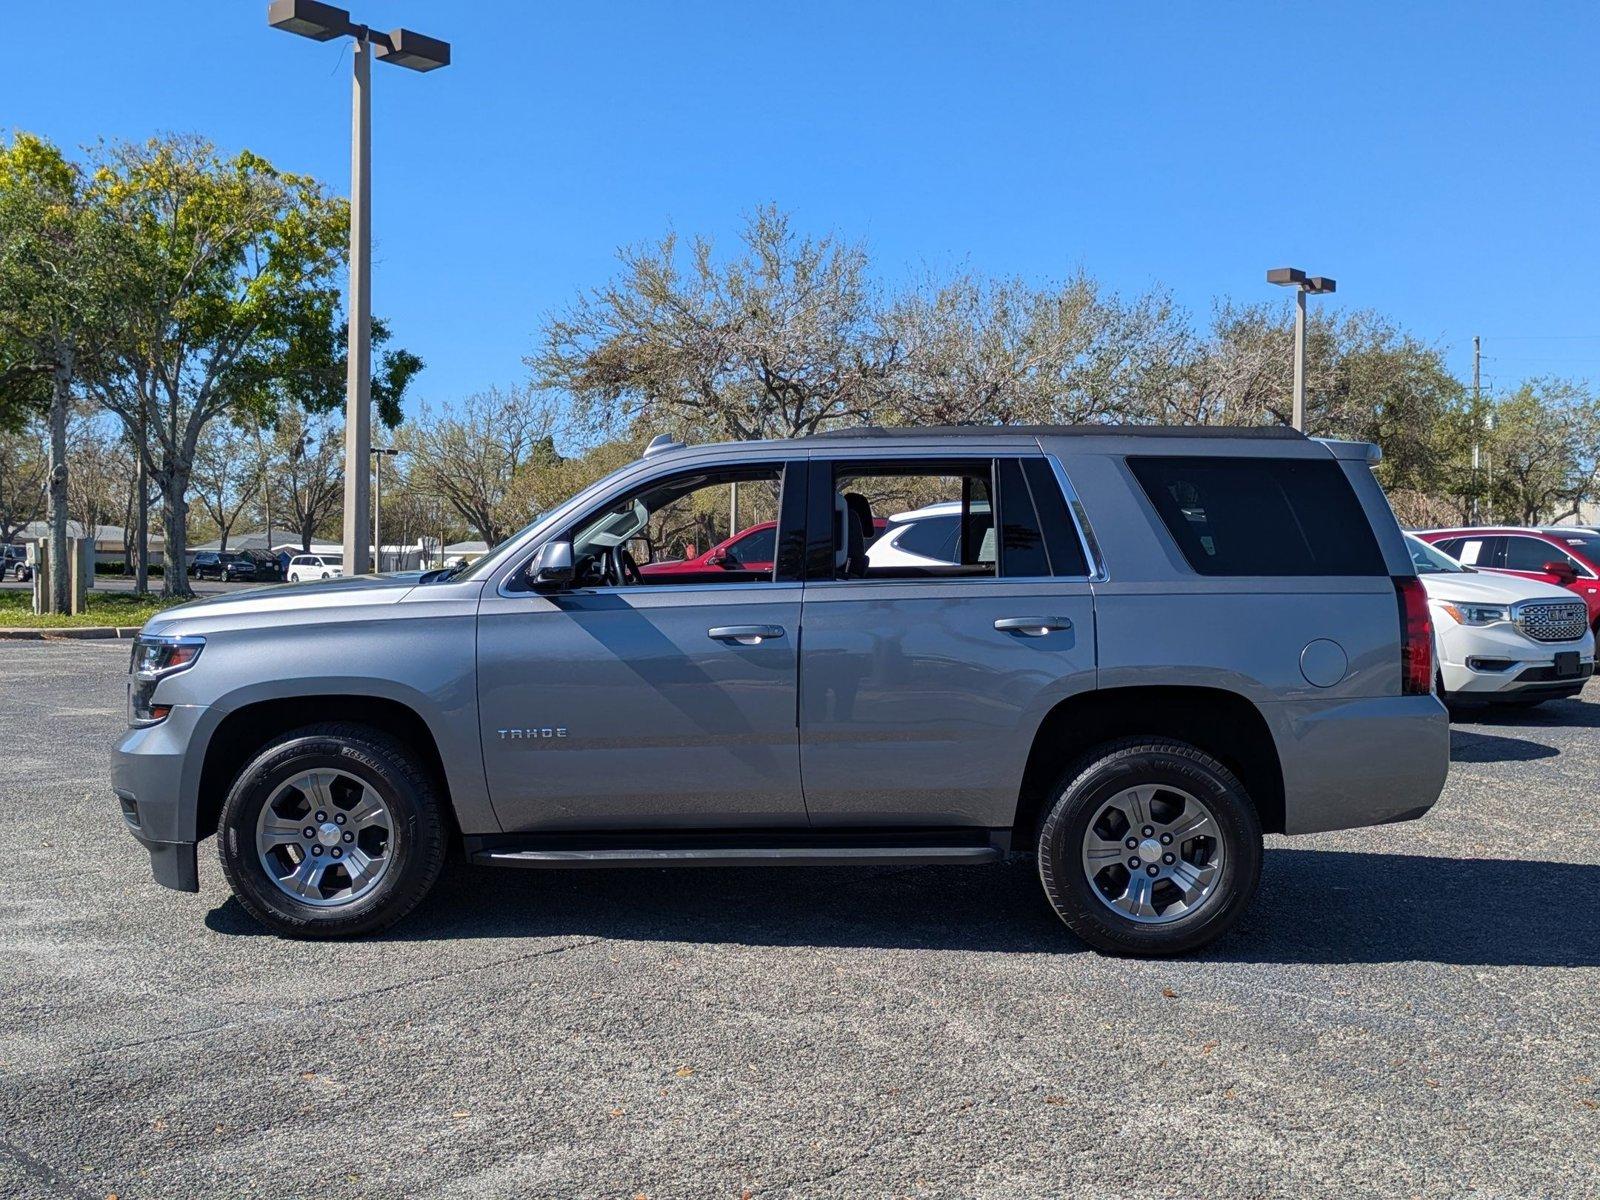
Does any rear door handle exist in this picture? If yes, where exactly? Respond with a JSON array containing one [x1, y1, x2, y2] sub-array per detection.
[[994, 616, 1072, 637], [708, 624, 786, 645]]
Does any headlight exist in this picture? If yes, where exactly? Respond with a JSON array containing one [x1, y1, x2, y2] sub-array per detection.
[[129, 633, 205, 725], [1439, 601, 1510, 626]]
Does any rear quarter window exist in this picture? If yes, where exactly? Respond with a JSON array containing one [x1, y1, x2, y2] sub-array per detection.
[[1128, 455, 1387, 577]]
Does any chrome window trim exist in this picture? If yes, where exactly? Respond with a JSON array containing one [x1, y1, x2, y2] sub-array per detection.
[[1045, 453, 1108, 582], [803, 574, 1071, 590]]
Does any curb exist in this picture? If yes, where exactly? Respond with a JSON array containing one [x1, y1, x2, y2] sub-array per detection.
[[0, 626, 141, 641]]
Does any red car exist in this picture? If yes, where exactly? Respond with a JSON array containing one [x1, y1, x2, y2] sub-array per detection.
[[639, 521, 779, 580], [1418, 527, 1600, 631]]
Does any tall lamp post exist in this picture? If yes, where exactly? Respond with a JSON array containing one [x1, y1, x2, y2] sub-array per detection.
[[371, 446, 397, 571], [267, 1, 449, 575], [1266, 267, 1336, 432]]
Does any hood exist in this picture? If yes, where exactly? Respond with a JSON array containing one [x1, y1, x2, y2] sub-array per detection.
[[143, 573, 420, 635], [1417, 570, 1579, 606]]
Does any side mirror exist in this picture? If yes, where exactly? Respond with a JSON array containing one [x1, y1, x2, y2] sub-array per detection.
[[707, 550, 731, 568], [529, 540, 574, 589], [1543, 560, 1578, 584]]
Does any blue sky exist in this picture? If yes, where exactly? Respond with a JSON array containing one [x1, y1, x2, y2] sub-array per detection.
[[4, 1, 1597, 412]]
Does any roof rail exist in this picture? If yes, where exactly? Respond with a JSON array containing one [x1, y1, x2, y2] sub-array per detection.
[[643, 434, 685, 457]]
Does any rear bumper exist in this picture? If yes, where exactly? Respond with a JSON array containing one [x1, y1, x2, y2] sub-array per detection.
[[1263, 694, 1450, 835]]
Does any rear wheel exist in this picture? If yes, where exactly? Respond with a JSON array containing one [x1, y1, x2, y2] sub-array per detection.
[[1037, 738, 1262, 956], [218, 723, 447, 938]]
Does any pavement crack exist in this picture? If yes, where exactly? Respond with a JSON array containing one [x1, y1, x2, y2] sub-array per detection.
[[0, 1134, 107, 1200], [84, 937, 605, 1061]]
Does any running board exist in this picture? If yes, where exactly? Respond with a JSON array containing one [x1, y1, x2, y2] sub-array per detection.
[[468, 843, 1005, 870]]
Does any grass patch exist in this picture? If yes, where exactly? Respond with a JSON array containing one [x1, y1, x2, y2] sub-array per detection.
[[0, 588, 193, 629]]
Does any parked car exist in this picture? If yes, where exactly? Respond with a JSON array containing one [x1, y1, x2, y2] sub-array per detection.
[[869, 500, 994, 570], [190, 552, 237, 581], [1, 544, 29, 581], [639, 520, 780, 581], [114, 426, 1448, 955], [285, 554, 343, 582], [223, 551, 283, 583], [1417, 527, 1600, 633], [1406, 535, 1594, 710]]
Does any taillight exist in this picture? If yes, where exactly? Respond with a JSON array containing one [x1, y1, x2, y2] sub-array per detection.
[[1395, 576, 1434, 696]]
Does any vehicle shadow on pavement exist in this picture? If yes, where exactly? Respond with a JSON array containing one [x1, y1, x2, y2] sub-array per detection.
[[1456, 696, 1600, 730], [205, 850, 1600, 967], [1448, 730, 1560, 762]]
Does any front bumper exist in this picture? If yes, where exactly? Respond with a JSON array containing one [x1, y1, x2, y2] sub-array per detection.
[[112, 704, 209, 893], [1436, 619, 1594, 699]]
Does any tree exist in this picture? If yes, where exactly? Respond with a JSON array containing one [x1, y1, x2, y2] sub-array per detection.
[[880, 274, 1191, 427], [1486, 381, 1600, 524], [191, 418, 262, 554], [88, 136, 348, 597], [402, 386, 560, 546], [0, 133, 124, 610], [530, 205, 898, 442], [66, 408, 134, 549], [269, 406, 345, 553], [0, 420, 47, 545]]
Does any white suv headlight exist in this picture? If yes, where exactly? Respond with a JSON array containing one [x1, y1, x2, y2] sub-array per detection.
[[1439, 601, 1510, 626]]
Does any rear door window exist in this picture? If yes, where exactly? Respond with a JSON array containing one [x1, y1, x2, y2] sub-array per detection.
[[1128, 456, 1386, 577], [1503, 536, 1563, 573]]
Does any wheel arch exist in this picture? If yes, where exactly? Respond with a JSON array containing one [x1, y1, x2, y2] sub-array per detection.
[[196, 692, 457, 845], [1013, 685, 1285, 849]]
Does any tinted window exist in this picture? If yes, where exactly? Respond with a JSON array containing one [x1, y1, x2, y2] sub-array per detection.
[[893, 515, 960, 562], [1503, 536, 1562, 573], [997, 458, 1051, 577], [1021, 458, 1090, 577], [729, 525, 776, 564], [1128, 456, 1386, 577]]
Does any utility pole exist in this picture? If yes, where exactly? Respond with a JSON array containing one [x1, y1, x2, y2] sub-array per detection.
[[1471, 335, 1482, 523], [371, 446, 396, 571]]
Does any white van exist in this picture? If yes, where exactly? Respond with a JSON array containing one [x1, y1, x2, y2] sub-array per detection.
[[285, 554, 343, 583]]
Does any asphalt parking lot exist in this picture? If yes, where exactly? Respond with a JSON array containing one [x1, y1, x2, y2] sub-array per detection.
[[0, 641, 1595, 1199]]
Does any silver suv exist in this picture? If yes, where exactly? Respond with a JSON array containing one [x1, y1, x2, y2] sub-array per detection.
[[112, 426, 1449, 955]]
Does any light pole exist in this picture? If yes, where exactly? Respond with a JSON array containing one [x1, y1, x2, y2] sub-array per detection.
[[371, 446, 396, 570], [268, 1, 449, 575], [1266, 267, 1337, 432]]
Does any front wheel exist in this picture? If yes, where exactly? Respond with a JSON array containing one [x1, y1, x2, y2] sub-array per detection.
[[1037, 738, 1262, 956], [217, 723, 447, 938]]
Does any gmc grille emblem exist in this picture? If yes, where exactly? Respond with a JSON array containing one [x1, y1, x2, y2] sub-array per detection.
[[498, 727, 568, 740]]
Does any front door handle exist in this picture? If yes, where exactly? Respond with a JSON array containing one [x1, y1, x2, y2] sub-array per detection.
[[994, 616, 1072, 637], [708, 624, 786, 645]]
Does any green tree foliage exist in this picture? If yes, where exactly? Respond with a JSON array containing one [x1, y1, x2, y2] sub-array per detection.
[[0, 133, 126, 609], [1482, 381, 1600, 525], [85, 135, 420, 597]]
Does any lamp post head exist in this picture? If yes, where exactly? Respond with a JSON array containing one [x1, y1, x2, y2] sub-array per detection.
[[1266, 267, 1306, 287], [267, 0, 353, 40], [1306, 276, 1337, 294], [374, 28, 452, 71]]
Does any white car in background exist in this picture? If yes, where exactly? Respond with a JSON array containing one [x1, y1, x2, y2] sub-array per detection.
[[1407, 534, 1594, 710], [868, 500, 995, 569], [285, 554, 344, 583]]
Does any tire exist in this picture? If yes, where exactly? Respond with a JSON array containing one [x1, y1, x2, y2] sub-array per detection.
[[1037, 738, 1263, 956], [321, 571, 330, 579], [217, 723, 447, 939]]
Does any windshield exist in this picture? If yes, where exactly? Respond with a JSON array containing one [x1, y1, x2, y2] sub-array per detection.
[[448, 507, 555, 582], [1407, 534, 1469, 574]]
